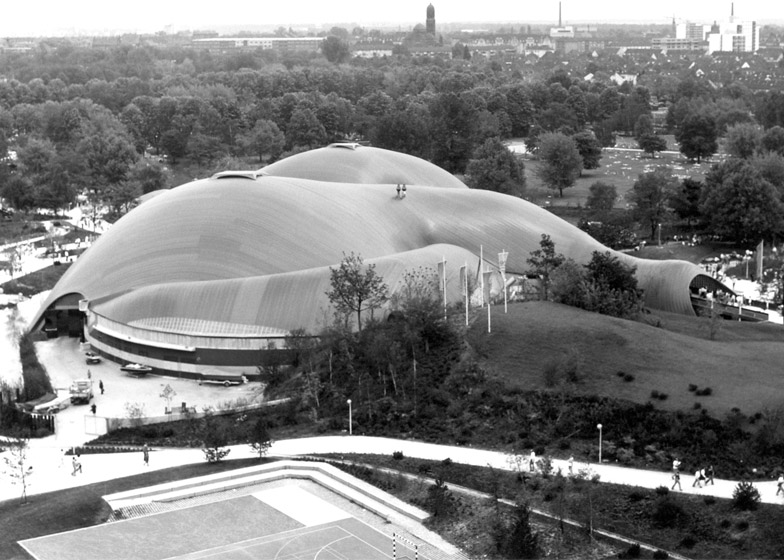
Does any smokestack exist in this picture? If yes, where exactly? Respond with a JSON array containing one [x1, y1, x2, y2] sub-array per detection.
[[559, 1, 562, 27]]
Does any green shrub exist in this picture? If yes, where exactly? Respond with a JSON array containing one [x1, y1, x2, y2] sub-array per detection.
[[618, 542, 641, 559], [703, 495, 716, 506], [732, 481, 761, 511], [679, 534, 697, 548], [736, 519, 749, 531], [652, 499, 685, 528], [652, 550, 669, 559], [688, 384, 698, 392], [623, 373, 635, 382], [392, 450, 404, 460], [628, 489, 647, 502], [655, 485, 669, 496]]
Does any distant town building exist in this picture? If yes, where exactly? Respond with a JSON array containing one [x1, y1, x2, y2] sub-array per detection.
[[676, 22, 711, 41], [652, 37, 705, 51], [706, 5, 758, 53], [426, 4, 436, 35], [192, 37, 322, 52]]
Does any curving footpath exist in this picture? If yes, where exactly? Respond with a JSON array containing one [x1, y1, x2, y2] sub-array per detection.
[[2, 435, 783, 506]]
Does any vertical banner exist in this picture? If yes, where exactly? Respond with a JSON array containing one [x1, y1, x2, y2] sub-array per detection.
[[437, 257, 447, 320], [498, 250, 508, 314], [479, 246, 484, 307], [756, 241, 764, 282], [483, 270, 493, 333], [460, 263, 468, 326]]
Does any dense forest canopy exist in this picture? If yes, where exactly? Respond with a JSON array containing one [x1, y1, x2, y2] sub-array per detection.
[[1, 41, 784, 237]]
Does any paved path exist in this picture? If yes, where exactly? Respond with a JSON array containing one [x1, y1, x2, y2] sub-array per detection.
[[3, 435, 783, 506]]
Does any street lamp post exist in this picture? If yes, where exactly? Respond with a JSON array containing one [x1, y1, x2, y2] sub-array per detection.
[[347, 399, 352, 436], [597, 423, 603, 464]]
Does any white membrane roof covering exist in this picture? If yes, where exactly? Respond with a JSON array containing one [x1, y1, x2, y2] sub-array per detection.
[[34, 146, 712, 334]]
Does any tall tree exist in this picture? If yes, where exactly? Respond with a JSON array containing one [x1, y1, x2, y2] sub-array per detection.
[[286, 107, 326, 149], [1, 431, 32, 504], [248, 414, 272, 459], [761, 126, 784, 156], [669, 177, 703, 226], [586, 181, 617, 213], [630, 167, 678, 239], [321, 36, 351, 64], [725, 123, 762, 160], [326, 252, 389, 333], [676, 113, 718, 163], [465, 137, 526, 197], [638, 133, 668, 158], [571, 131, 602, 172], [428, 92, 478, 173], [633, 114, 654, 140], [535, 132, 583, 197], [526, 234, 565, 301], [700, 160, 784, 244], [240, 119, 285, 162]]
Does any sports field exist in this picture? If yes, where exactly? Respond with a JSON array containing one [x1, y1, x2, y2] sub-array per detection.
[[20, 486, 424, 560]]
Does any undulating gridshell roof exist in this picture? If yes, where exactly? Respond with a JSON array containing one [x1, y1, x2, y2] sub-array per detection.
[[34, 145, 711, 335]]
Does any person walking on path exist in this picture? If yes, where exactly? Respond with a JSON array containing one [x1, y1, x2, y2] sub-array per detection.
[[777, 474, 783, 496], [671, 471, 682, 491], [529, 450, 536, 473], [568, 456, 574, 475], [692, 469, 704, 488], [143, 444, 150, 467], [706, 465, 715, 485], [99, 380, 104, 394], [71, 455, 82, 476]]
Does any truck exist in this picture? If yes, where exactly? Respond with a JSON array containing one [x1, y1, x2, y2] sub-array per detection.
[[69, 379, 94, 404]]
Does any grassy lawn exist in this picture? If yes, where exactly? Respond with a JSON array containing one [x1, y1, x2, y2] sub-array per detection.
[[0, 457, 266, 560], [1, 263, 72, 298], [471, 301, 784, 418], [523, 136, 725, 210]]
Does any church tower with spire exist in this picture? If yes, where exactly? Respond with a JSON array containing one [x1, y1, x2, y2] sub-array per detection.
[[426, 4, 436, 35]]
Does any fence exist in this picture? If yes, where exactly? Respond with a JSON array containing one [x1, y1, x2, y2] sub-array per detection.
[[0, 403, 56, 435], [105, 398, 290, 433]]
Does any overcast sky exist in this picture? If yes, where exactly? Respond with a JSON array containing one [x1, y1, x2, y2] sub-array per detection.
[[2, 0, 779, 37]]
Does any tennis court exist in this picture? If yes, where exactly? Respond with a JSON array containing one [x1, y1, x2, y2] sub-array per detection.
[[20, 486, 425, 560]]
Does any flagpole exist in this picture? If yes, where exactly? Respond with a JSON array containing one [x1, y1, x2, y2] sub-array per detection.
[[441, 256, 447, 320]]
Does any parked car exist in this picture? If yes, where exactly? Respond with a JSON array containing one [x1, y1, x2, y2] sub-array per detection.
[[121, 363, 153, 376], [85, 351, 101, 365]]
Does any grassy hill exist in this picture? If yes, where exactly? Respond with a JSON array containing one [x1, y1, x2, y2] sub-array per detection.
[[470, 301, 784, 418]]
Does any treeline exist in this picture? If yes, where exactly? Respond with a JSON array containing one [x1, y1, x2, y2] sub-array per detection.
[[2, 45, 784, 218]]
